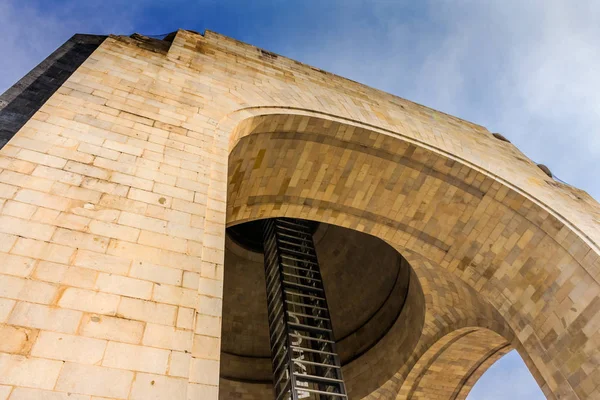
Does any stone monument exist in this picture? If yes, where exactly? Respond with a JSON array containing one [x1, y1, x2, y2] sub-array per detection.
[[0, 30, 599, 399]]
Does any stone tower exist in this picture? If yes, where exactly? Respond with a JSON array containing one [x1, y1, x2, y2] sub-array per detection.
[[0, 30, 599, 399]]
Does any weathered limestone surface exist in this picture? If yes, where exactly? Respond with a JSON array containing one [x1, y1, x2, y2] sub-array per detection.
[[0, 34, 106, 148], [0, 29, 598, 399]]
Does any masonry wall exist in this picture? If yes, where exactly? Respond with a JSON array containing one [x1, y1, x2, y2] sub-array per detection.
[[0, 33, 223, 399]]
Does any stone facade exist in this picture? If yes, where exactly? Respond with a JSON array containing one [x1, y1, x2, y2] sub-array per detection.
[[0, 29, 599, 399]]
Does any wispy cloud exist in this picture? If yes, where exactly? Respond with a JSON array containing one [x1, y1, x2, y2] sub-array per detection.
[[278, 0, 600, 199]]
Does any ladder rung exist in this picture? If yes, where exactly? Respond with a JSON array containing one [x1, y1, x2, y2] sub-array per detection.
[[290, 345, 337, 356], [289, 333, 334, 344], [294, 387, 347, 398], [283, 281, 324, 294], [280, 247, 318, 259], [282, 271, 322, 283], [283, 289, 326, 302], [289, 322, 332, 334], [281, 263, 320, 275], [285, 300, 328, 312], [277, 238, 313, 248], [276, 219, 311, 230], [292, 358, 340, 369], [287, 310, 330, 322], [277, 232, 314, 243], [293, 372, 344, 384], [275, 224, 312, 236], [281, 254, 319, 266]]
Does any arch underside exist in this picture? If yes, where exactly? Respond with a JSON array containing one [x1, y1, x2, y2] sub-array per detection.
[[221, 112, 600, 399], [398, 327, 511, 400]]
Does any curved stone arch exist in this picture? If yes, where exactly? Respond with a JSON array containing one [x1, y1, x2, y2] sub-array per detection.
[[218, 105, 600, 260], [398, 251, 526, 400], [397, 327, 512, 400], [221, 111, 600, 398]]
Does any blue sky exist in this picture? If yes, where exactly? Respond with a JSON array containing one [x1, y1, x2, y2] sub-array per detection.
[[3, 0, 599, 398]]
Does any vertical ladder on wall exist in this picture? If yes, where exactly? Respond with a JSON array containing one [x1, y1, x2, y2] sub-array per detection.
[[263, 218, 348, 400]]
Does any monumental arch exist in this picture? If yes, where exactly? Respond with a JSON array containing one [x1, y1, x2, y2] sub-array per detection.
[[0, 30, 599, 399]]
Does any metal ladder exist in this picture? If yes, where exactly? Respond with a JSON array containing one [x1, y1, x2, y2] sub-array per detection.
[[263, 218, 348, 400]]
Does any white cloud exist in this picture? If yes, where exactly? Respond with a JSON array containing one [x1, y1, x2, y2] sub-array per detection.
[[276, 0, 600, 200]]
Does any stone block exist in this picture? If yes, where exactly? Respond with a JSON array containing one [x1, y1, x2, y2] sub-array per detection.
[[31, 331, 107, 364], [169, 351, 191, 378], [192, 334, 220, 360], [32, 165, 83, 186], [55, 363, 133, 399], [128, 260, 182, 286], [0, 215, 55, 241], [11, 238, 74, 265], [8, 388, 91, 400], [117, 297, 177, 325], [127, 188, 172, 208], [58, 288, 119, 315], [194, 314, 221, 338], [187, 383, 218, 400], [1, 200, 37, 219], [137, 230, 187, 253], [8, 302, 81, 333], [0, 299, 16, 323], [33, 261, 97, 289], [79, 313, 144, 344], [16, 149, 66, 169], [95, 273, 153, 300], [0, 325, 36, 354], [51, 228, 108, 253], [142, 323, 192, 352], [0, 386, 10, 400], [0, 274, 57, 304], [189, 358, 219, 385], [13, 189, 70, 211], [64, 161, 109, 180], [109, 172, 153, 191], [73, 250, 131, 275], [152, 284, 198, 308], [176, 307, 194, 330], [129, 373, 187, 400], [0, 354, 62, 389], [102, 342, 169, 374], [0, 254, 36, 278], [0, 232, 17, 253]]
